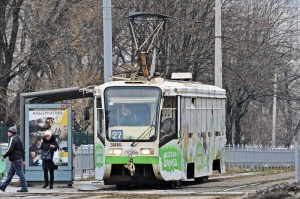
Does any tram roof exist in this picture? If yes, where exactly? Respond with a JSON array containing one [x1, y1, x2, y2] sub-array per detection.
[[94, 78, 226, 98]]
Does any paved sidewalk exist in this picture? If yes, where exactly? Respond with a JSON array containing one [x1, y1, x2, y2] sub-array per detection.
[[0, 180, 112, 194]]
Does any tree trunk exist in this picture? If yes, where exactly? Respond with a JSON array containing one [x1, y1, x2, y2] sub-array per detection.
[[0, 0, 24, 124], [0, 81, 9, 123], [225, 101, 233, 145], [234, 117, 242, 145]]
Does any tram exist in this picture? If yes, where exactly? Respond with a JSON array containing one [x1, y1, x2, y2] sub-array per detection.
[[92, 73, 226, 187]]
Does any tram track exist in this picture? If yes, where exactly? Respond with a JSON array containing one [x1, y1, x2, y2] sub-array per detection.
[[0, 171, 295, 199]]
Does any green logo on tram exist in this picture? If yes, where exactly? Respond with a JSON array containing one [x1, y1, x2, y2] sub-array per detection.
[[160, 145, 181, 172], [95, 144, 104, 168]]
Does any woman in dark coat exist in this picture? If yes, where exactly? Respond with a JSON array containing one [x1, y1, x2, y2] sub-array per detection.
[[40, 130, 59, 189]]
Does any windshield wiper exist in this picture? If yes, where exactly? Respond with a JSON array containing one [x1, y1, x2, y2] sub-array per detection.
[[131, 115, 156, 147]]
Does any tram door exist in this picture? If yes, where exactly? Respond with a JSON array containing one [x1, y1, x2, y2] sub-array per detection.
[[159, 96, 181, 181]]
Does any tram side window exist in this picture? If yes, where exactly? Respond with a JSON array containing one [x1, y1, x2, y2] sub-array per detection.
[[106, 104, 118, 127], [96, 98, 105, 143], [160, 97, 177, 140]]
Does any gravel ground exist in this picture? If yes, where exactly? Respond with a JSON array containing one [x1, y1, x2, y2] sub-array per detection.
[[245, 183, 300, 199]]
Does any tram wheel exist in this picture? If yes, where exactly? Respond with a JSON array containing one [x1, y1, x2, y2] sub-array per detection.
[[194, 177, 204, 183], [116, 184, 129, 190], [203, 176, 209, 182], [161, 181, 178, 189]]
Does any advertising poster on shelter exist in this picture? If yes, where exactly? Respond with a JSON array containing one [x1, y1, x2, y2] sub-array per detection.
[[28, 108, 69, 167]]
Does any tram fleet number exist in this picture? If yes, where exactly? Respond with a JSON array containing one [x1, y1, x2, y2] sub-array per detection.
[[110, 143, 122, 147]]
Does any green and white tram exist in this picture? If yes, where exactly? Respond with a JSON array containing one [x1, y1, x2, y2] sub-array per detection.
[[93, 75, 226, 187]]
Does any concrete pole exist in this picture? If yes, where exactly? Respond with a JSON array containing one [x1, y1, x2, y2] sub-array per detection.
[[103, 0, 113, 82], [295, 135, 299, 183], [64, 36, 70, 88], [0, 121, 2, 141], [272, 70, 277, 147], [166, 36, 170, 76], [215, 0, 222, 88], [19, 95, 25, 143]]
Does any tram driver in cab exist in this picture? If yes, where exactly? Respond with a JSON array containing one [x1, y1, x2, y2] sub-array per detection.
[[119, 104, 139, 126]]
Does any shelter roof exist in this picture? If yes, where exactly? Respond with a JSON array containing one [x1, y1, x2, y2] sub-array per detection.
[[21, 87, 93, 104]]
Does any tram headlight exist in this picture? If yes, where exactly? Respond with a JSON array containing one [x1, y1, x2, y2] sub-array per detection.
[[140, 148, 154, 155], [109, 148, 122, 155]]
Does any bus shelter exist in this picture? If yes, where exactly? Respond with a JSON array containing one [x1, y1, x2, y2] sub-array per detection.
[[20, 87, 93, 183]]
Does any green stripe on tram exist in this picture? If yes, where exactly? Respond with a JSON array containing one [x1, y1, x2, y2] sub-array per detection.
[[106, 156, 159, 164]]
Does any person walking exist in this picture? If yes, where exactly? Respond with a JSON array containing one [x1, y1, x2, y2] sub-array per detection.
[[0, 126, 28, 192], [40, 130, 59, 189]]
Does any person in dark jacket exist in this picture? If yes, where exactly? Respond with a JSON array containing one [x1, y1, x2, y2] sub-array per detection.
[[119, 105, 139, 126], [0, 126, 28, 192], [40, 130, 59, 189]]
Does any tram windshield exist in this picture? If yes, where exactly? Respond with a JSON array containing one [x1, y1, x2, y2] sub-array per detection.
[[104, 87, 161, 142]]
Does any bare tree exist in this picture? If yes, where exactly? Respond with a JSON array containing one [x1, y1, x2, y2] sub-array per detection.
[[0, 0, 24, 125], [222, 0, 295, 144]]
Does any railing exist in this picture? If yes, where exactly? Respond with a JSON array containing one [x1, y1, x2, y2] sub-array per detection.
[[75, 145, 94, 179], [226, 144, 295, 169]]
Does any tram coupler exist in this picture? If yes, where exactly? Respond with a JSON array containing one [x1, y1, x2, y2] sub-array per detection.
[[124, 159, 135, 176]]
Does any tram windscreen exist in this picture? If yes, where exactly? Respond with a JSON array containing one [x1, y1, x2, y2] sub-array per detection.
[[104, 87, 161, 142]]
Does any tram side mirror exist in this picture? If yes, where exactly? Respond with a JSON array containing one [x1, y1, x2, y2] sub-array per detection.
[[83, 106, 90, 121], [105, 111, 110, 126], [149, 134, 157, 141]]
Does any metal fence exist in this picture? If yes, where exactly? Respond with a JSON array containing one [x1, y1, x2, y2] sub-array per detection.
[[226, 144, 295, 169], [74, 144, 296, 179], [73, 132, 94, 147], [0, 123, 9, 143], [75, 145, 94, 179]]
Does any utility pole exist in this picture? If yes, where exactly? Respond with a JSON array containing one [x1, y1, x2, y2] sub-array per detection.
[[215, 0, 222, 88], [272, 70, 277, 147], [64, 13, 71, 104], [0, 121, 2, 142], [103, 0, 113, 82], [64, 35, 70, 88]]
